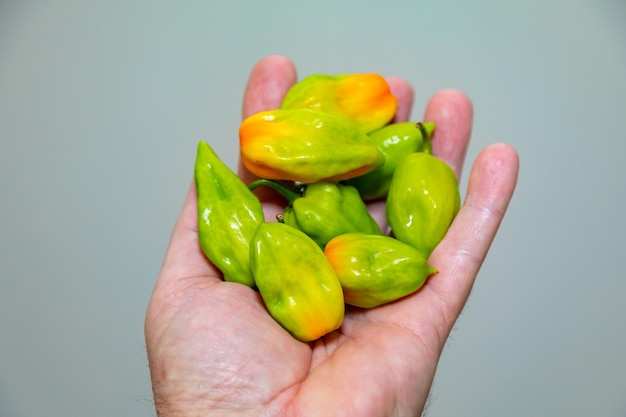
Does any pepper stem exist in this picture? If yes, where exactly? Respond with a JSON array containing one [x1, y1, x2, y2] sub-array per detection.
[[417, 121, 435, 154], [416, 121, 435, 140], [247, 179, 301, 204]]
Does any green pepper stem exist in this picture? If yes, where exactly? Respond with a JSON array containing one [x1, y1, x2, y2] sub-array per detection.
[[247, 179, 301, 204]]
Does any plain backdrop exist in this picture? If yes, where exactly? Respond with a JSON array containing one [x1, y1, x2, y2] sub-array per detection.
[[1, 1, 625, 416]]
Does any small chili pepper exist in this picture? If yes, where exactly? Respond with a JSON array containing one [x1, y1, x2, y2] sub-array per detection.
[[280, 73, 398, 133], [239, 108, 384, 183], [248, 179, 382, 248], [386, 152, 461, 257], [194, 140, 264, 287], [251, 222, 345, 342], [346, 121, 435, 200], [325, 233, 437, 308]]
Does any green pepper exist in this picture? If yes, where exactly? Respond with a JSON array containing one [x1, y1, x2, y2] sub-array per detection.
[[325, 233, 437, 308], [251, 222, 345, 342], [194, 140, 264, 287], [345, 121, 435, 201], [386, 152, 461, 257], [239, 108, 385, 183], [249, 179, 382, 248]]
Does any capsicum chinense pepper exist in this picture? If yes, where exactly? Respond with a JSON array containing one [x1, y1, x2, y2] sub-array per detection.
[[194, 141, 264, 287], [346, 121, 435, 201], [248, 179, 382, 248], [325, 233, 437, 308], [280, 73, 398, 133], [239, 108, 384, 183], [386, 152, 461, 257], [251, 222, 345, 342]]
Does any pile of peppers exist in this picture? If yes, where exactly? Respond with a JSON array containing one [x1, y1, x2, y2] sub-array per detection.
[[194, 73, 460, 342]]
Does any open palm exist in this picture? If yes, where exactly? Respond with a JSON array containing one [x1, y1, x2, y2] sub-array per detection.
[[145, 55, 519, 417]]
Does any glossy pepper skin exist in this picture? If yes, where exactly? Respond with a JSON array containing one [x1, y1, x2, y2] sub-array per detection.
[[346, 121, 435, 201], [239, 108, 384, 183], [249, 179, 382, 248], [194, 141, 264, 287], [280, 73, 398, 133], [386, 152, 461, 257], [250, 222, 345, 342], [325, 233, 437, 308]]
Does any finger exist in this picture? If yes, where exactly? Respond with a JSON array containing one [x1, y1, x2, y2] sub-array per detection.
[[237, 55, 298, 218], [240, 55, 298, 119], [424, 89, 473, 180], [426, 143, 519, 333], [386, 76, 414, 123]]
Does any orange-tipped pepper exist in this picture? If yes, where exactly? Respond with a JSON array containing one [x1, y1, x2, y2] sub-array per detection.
[[251, 222, 345, 341], [280, 73, 398, 133], [325, 233, 437, 308], [239, 108, 384, 183]]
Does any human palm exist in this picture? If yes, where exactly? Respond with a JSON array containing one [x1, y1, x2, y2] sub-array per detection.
[[145, 55, 519, 416]]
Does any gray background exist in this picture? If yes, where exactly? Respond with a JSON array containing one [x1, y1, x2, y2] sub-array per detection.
[[1, 1, 625, 416]]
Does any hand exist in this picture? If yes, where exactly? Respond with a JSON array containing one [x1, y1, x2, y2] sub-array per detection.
[[145, 55, 519, 416]]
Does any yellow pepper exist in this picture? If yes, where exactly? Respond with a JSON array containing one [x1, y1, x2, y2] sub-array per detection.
[[239, 108, 384, 183], [325, 233, 436, 308], [250, 222, 345, 341]]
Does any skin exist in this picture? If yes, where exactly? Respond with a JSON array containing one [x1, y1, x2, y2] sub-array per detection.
[[144, 55, 520, 416]]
